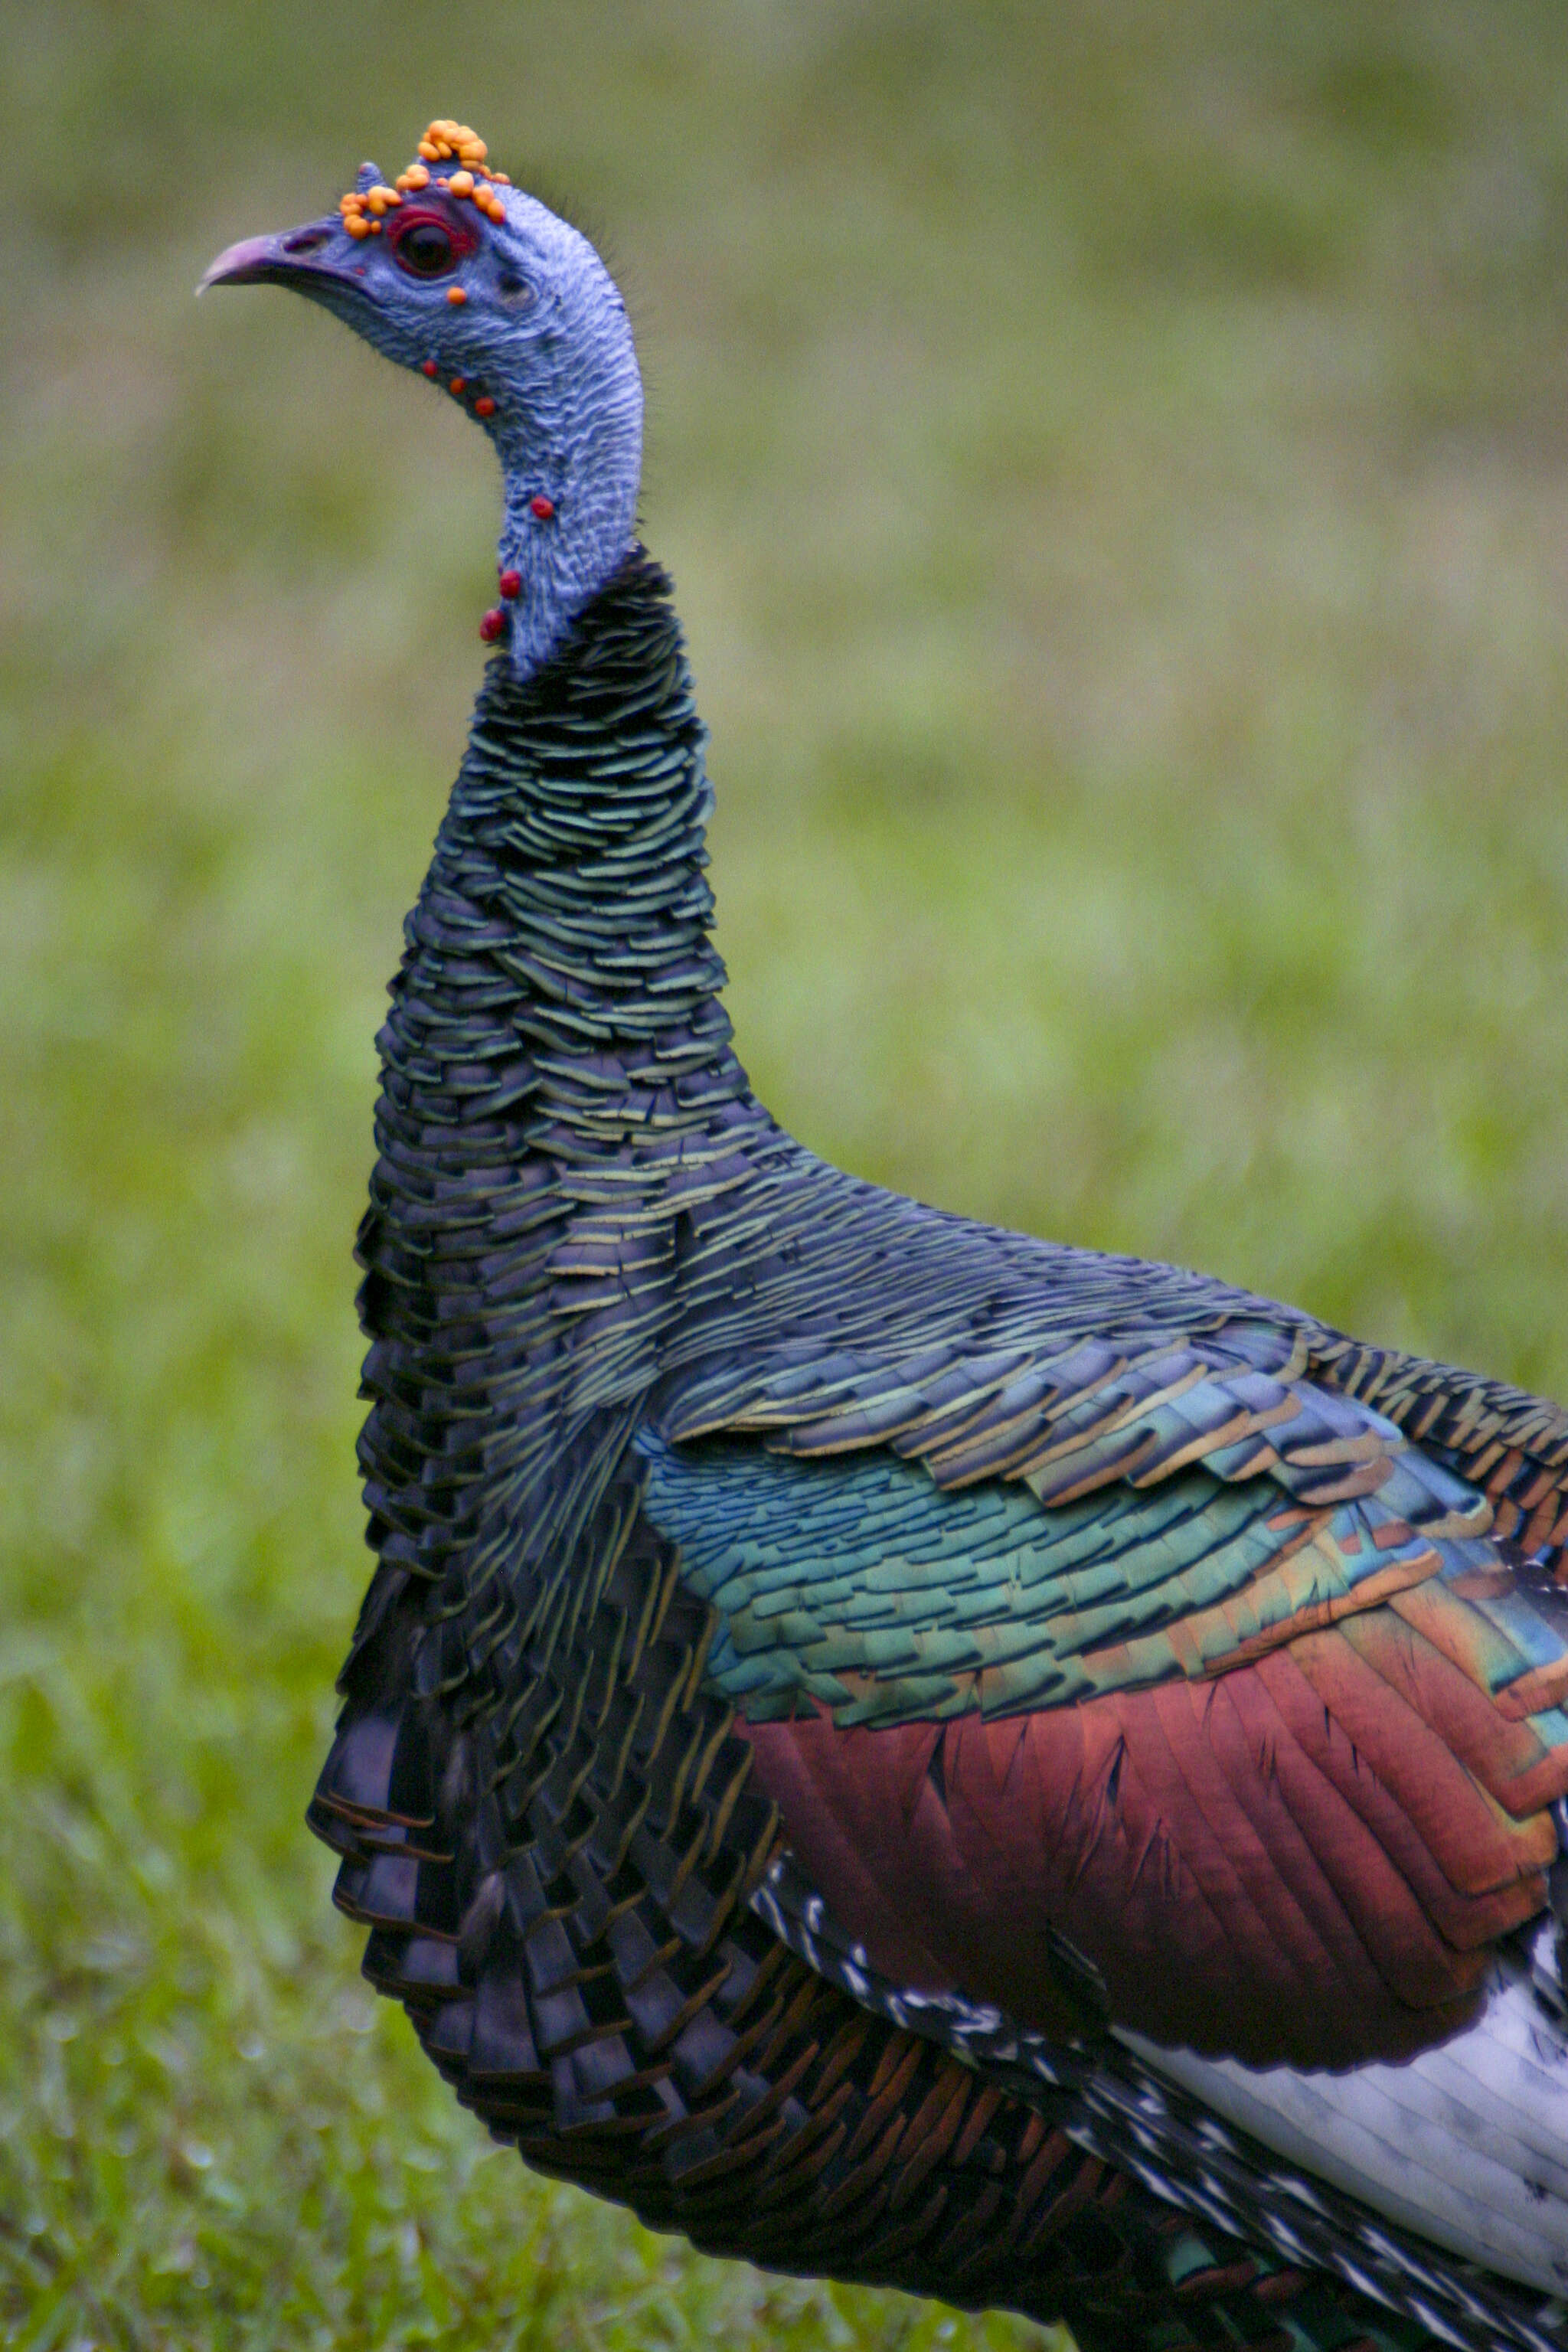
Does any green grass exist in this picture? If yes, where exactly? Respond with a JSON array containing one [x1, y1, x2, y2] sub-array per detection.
[[5, 2, 1568, 2343]]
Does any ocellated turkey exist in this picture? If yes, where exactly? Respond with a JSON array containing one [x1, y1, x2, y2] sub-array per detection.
[[204, 122, 1568, 2352]]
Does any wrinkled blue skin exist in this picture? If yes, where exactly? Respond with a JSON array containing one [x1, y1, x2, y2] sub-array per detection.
[[203, 158, 642, 676]]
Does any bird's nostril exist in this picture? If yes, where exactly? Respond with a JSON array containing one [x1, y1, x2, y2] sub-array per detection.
[[283, 229, 329, 256]]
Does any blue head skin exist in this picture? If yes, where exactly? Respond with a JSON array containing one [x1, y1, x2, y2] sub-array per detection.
[[202, 145, 643, 677]]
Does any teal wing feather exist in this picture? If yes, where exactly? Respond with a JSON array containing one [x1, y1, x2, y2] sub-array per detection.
[[650, 1325, 1568, 1739], [635, 1427, 1510, 1726]]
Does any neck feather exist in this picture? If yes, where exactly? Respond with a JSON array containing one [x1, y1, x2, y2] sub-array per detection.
[[375, 549, 747, 1181], [358, 550, 757, 1586]]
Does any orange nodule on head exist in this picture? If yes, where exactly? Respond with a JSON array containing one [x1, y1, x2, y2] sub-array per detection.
[[407, 124, 508, 215], [338, 184, 400, 230], [420, 118, 488, 167], [413, 118, 498, 197], [341, 122, 509, 242]]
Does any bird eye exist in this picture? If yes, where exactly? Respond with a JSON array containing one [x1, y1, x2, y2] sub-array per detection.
[[394, 219, 458, 279]]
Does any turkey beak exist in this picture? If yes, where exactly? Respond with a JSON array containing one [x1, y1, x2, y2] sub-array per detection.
[[198, 218, 365, 298]]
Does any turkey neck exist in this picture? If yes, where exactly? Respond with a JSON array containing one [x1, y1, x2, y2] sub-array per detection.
[[488, 282, 643, 680], [355, 551, 761, 1622]]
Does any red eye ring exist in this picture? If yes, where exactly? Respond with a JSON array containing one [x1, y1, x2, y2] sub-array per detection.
[[387, 203, 479, 280]]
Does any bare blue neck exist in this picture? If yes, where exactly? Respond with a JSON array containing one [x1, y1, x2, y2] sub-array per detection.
[[487, 283, 643, 678]]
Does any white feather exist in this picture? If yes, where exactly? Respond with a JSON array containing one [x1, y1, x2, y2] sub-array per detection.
[[1120, 1921, 1568, 2295]]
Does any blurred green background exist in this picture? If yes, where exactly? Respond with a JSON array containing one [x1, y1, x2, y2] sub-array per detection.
[[6, 2, 1568, 2344]]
